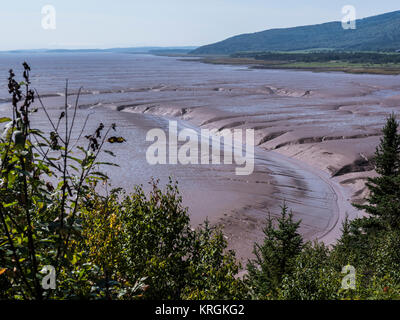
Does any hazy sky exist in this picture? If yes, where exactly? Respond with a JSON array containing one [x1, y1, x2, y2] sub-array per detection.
[[0, 1, 399, 50]]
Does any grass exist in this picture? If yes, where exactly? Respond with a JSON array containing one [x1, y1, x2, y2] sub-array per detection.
[[194, 56, 400, 75]]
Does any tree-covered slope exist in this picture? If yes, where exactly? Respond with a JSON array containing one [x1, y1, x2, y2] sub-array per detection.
[[192, 10, 400, 54]]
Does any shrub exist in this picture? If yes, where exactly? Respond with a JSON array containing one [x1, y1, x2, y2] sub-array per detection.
[[0, 63, 122, 299], [246, 203, 303, 299], [280, 242, 341, 300], [0, 64, 244, 300]]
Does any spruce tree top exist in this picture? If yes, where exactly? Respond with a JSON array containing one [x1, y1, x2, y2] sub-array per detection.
[[374, 113, 400, 176]]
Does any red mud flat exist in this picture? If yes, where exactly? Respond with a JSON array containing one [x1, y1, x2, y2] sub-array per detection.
[[1, 54, 399, 264], [107, 57, 400, 262]]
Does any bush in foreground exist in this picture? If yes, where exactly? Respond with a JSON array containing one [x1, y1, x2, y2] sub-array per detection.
[[0, 64, 245, 300]]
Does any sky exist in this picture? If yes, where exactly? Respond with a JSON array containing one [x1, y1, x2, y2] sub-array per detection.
[[0, 1, 399, 50]]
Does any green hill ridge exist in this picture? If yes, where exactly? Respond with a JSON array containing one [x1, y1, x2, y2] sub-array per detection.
[[192, 10, 400, 54]]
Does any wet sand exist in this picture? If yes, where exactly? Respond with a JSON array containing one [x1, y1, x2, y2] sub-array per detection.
[[8, 103, 343, 263], [1, 53, 399, 263], [94, 56, 400, 261]]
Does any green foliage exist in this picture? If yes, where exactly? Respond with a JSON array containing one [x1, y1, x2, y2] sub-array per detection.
[[246, 204, 303, 298], [354, 114, 400, 231], [374, 114, 400, 176], [0, 64, 244, 300], [0, 63, 126, 299], [182, 221, 248, 300], [118, 181, 245, 300], [72, 180, 246, 300], [120, 180, 192, 299], [330, 216, 375, 272], [280, 242, 341, 300], [233, 51, 400, 64], [371, 230, 400, 283]]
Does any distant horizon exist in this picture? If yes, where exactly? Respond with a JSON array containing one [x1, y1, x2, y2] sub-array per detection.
[[1, 8, 399, 53], [0, 46, 198, 53], [0, 1, 399, 51]]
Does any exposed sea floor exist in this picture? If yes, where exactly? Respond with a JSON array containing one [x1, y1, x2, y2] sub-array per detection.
[[1, 53, 399, 261]]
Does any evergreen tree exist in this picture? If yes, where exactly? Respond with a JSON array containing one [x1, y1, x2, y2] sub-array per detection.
[[333, 216, 353, 265], [354, 113, 400, 231], [246, 203, 303, 298], [331, 215, 372, 271]]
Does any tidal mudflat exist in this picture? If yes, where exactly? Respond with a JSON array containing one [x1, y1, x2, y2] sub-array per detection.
[[1, 53, 399, 262]]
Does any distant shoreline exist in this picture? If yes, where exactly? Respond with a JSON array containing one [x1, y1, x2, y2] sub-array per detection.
[[180, 55, 400, 75]]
